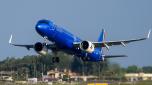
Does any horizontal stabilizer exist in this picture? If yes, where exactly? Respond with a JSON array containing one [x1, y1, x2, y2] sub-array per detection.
[[103, 55, 127, 58]]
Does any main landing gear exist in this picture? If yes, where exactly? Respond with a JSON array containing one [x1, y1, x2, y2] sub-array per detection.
[[52, 57, 60, 63]]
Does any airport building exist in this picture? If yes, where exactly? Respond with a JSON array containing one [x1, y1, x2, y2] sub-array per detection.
[[43, 68, 98, 82], [0, 71, 14, 81], [125, 72, 152, 81]]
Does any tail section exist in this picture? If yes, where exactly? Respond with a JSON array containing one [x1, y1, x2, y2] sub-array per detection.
[[98, 29, 127, 61], [98, 29, 105, 42], [97, 29, 105, 51]]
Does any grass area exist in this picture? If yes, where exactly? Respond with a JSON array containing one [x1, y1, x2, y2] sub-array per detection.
[[0, 81, 152, 85], [111, 81, 152, 85]]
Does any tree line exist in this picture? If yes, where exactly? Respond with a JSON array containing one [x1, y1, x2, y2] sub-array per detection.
[[0, 52, 152, 80]]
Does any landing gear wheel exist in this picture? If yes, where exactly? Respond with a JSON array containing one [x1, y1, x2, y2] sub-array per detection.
[[52, 57, 60, 63], [52, 57, 55, 63], [56, 57, 59, 63]]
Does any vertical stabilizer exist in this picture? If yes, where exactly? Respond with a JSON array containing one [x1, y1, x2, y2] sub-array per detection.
[[97, 29, 105, 51], [98, 29, 105, 42]]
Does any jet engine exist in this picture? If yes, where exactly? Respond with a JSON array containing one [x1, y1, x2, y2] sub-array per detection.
[[34, 42, 48, 55], [80, 41, 95, 53]]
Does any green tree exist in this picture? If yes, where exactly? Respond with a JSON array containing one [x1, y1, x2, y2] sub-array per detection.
[[126, 65, 141, 73], [142, 66, 152, 73]]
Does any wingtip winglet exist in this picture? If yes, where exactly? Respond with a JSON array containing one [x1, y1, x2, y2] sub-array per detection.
[[9, 34, 12, 44], [147, 29, 151, 39]]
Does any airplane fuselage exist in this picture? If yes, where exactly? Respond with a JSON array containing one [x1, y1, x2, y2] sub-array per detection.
[[9, 19, 150, 62], [35, 20, 103, 61]]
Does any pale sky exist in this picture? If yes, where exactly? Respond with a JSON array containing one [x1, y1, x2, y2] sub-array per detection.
[[0, 0, 152, 67]]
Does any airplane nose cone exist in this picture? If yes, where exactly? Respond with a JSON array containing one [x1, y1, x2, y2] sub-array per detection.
[[35, 19, 55, 35], [36, 23, 49, 30], [35, 23, 49, 34]]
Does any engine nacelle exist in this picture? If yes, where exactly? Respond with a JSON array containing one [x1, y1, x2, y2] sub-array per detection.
[[34, 42, 48, 55], [80, 41, 95, 53]]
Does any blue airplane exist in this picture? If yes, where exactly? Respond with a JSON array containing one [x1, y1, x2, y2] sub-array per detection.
[[9, 19, 151, 63]]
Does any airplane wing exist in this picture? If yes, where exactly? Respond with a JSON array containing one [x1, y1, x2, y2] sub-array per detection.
[[9, 35, 57, 50], [103, 55, 127, 58], [74, 29, 151, 50]]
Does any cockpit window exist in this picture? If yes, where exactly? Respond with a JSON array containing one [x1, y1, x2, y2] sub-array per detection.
[[38, 19, 54, 27]]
